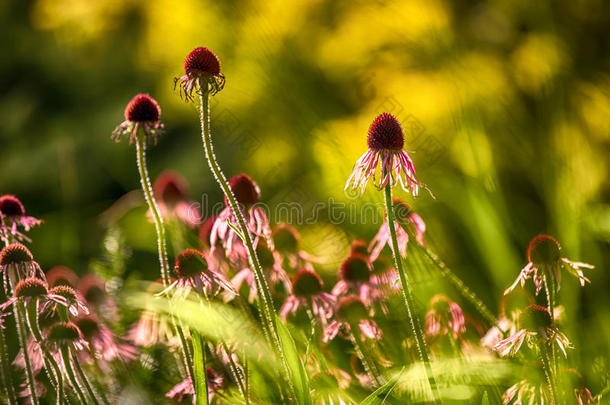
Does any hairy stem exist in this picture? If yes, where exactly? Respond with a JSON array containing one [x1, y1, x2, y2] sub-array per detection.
[[0, 326, 17, 405], [14, 301, 40, 405], [540, 344, 559, 405], [350, 325, 383, 386], [384, 184, 440, 403], [60, 346, 90, 405], [543, 275, 558, 375], [70, 350, 102, 405], [197, 84, 295, 400]]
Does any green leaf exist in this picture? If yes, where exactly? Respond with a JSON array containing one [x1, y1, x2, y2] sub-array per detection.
[[275, 314, 312, 405], [481, 391, 489, 405], [360, 368, 404, 405], [191, 330, 209, 405]]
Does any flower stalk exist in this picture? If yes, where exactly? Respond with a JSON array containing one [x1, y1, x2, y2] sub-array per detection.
[[14, 300, 40, 405]]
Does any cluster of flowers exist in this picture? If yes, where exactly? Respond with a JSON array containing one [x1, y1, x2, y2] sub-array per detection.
[[0, 194, 136, 404]]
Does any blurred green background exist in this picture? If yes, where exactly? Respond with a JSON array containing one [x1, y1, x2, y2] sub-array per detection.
[[1, 0, 609, 390]]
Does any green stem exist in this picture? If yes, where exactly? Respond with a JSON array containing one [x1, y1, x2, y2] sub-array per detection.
[[14, 301, 40, 405], [191, 330, 209, 405], [384, 184, 440, 404], [0, 326, 17, 405], [60, 346, 90, 405], [197, 85, 295, 400], [135, 133, 194, 385], [70, 350, 101, 405], [350, 325, 383, 386], [222, 343, 248, 404], [543, 275, 558, 375], [540, 344, 559, 405]]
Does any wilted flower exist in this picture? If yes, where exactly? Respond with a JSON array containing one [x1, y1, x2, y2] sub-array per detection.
[[424, 294, 466, 340], [280, 269, 335, 326], [324, 296, 381, 342], [494, 305, 571, 358], [153, 170, 201, 227], [345, 113, 427, 196], [112, 94, 164, 144], [211, 174, 271, 260], [0, 195, 42, 243], [174, 46, 225, 102], [162, 249, 235, 298], [0, 243, 45, 293], [505, 234, 594, 295], [369, 199, 425, 262]]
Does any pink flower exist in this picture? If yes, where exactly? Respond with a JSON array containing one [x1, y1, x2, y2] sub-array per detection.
[[369, 199, 425, 262], [280, 269, 335, 326], [46, 321, 89, 352], [424, 294, 466, 340], [174, 47, 225, 102], [0, 277, 67, 312], [112, 94, 164, 144], [505, 234, 594, 295], [75, 315, 137, 366], [0, 195, 42, 243], [77, 274, 119, 323], [152, 170, 201, 227], [0, 243, 46, 293], [46, 265, 79, 288], [128, 308, 178, 348], [345, 113, 427, 196], [323, 296, 381, 342], [272, 223, 320, 270], [503, 366, 551, 405], [47, 285, 89, 317], [494, 305, 571, 358], [559, 368, 594, 405], [166, 368, 223, 402], [332, 254, 383, 308]]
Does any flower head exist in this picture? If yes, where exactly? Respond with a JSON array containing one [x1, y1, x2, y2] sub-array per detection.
[[323, 295, 381, 342], [1, 277, 68, 312], [503, 362, 551, 405], [46, 265, 78, 288], [227, 173, 261, 208], [332, 254, 383, 308], [112, 94, 164, 145], [0, 195, 42, 243], [48, 285, 89, 316], [280, 269, 335, 325], [424, 294, 466, 340], [504, 234, 594, 295], [153, 170, 188, 208], [75, 315, 137, 364], [175, 47, 225, 102], [345, 113, 427, 196], [47, 321, 88, 350], [0, 243, 45, 293], [272, 223, 319, 270]]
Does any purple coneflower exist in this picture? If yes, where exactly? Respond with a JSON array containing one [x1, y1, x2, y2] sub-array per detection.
[[166, 368, 224, 402], [332, 254, 381, 307], [128, 280, 178, 347], [0, 243, 45, 292], [75, 315, 137, 365], [494, 305, 570, 358], [505, 234, 594, 296], [502, 362, 551, 405], [369, 199, 425, 262], [0, 277, 67, 312], [211, 174, 271, 260], [324, 295, 381, 342], [272, 223, 320, 270], [162, 249, 235, 298], [231, 241, 290, 303], [280, 269, 335, 326], [345, 113, 426, 196], [174, 46, 225, 102], [559, 368, 594, 405], [153, 170, 201, 227], [111, 93, 164, 145], [47, 285, 89, 317], [46, 265, 78, 288], [77, 274, 119, 322], [0, 195, 42, 243], [46, 321, 89, 352], [424, 294, 466, 340]]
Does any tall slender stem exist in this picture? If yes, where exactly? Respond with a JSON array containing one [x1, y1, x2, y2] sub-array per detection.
[[197, 85, 295, 399], [60, 346, 90, 405], [70, 350, 101, 405], [540, 344, 559, 405], [14, 301, 40, 405], [135, 134, 194, 384], [543, 275, 558, 375], [383, 184, 439, 403], [350, 326, 383, 386], [0, 326, 17, 405]]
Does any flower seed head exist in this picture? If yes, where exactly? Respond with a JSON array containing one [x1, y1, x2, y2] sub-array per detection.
[[272, 223, 300, 254], [124, 94, 161, 123], [184, 47, 221, 78], [74, 316, 100, 340], [337, 295, 368, 324], [340, 254, 371, 283], [0, 195, 26, 217], [367, 113, 404, 151], [46, 266, 78, 288], [15, 277, 47, 298], [292, 269, 323, 298], [226, 174, 261, 207], [527, 234, 561, 266], [0, 243, 33, 266], [48, 322, 81, 343], [77, 274, 106, 305], [153, 170, 188, 206], [174, 249, 208, 278], [520, 305, 552, 332], [49, 285, 78, 302]]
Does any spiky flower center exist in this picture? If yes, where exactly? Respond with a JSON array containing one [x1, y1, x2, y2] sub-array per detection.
[[337, 295, 368, 324], [520, 305, 552, 332], [226, 174, 261, 207], [0, 243, 33, 265], [430, 295, 451, 314], [272, 224, 300, 254], [527, 235, 561, 266], [367, 113, 404, 151], [340, 254, 371, 283], [174, 249, 208, 278], [124, 94, 161, 123], [49, 285, 77, 302], [74, 317, 100, 339], [46, 265, 78, 287], [48, 322, 80, 343], [184, 47, 221, 78], [292, 269, 323, 297], [0, 195, 26, 217], [392, 198, 413, 222], [15, 277, 47, 298], [153, 171, 187, 206], [372, 256, 391, 275]]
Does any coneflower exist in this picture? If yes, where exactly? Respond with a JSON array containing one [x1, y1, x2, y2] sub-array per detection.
[[0, 243, 45, 294], [112, 93, 164, 145], [153, 170, 201, 227], [45, 265, 79, 288], [0, 195, 42, 244], [280, 269, 335, 327], [332, 254, 383, 308], [174, 46, 225, 102], [272, 223, 319, 270], [424, 294, 466, 341]]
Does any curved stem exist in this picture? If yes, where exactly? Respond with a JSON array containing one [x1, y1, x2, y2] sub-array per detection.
[[384, 184, 440, 404], [0, 327, 17, 405], [222, 342, 247, 404], [14, 301, 40, 405], [70, 350, 101, 405], [197, 85, 295, 399], [135, 133, 194, 384], [350, 325, 383, 386], [60, 346, 90, 405]]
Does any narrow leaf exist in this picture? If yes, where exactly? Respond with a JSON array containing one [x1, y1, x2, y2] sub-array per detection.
[[275, 315, 312, 405]]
